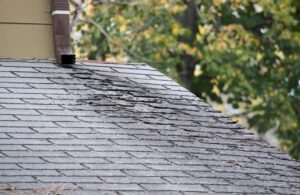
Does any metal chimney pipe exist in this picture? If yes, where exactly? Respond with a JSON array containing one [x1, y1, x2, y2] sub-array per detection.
[[51, 0, 76, 66]]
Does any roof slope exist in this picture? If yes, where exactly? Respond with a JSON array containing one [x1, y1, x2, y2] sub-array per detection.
[[0, 59, 299, 194]]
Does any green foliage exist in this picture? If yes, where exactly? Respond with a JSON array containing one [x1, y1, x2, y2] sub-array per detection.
[[73, 0, 300, 161]]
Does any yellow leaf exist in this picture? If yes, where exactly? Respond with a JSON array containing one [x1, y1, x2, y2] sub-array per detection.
[[116, 14, 125, 22], [155, 52, 161, 60], [172, 23, 180, 36], [196, 34, 202, 42], [91, 45, 97, 51], [282, 145, 289, 151], [179, 43, 189, 51], [275, 51, 285, 60], [143, 27, 154, 39], [87, 3, 94, 15], [269, 91, 276, 96], [197, 51, 203, 60], [254, 38, 260, 47], [256, 53, 263, 61], [120, 24, 127, 32], [227, 25, 234, 32], [171, 5, 180, 14], [187, 47, 197, 56], [198, 25, 206, 35], [217, 41, 227, 51], [233, 0, 241, 5], [278, 67, 285, 73], [160, 0, 167, 4], [212, 85, 220, 94], [194, 65, 202, 77], [213, 0, 223, 6]]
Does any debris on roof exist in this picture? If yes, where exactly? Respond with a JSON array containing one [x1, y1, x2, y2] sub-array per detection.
[[0, 59, 299, 194]]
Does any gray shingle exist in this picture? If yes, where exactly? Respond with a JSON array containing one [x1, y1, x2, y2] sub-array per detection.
[[19, 163, 85, 170], [0, 59, 299, 194], [101, 176, 167, 184], [3, 151, 68, 157], [141, 184, 208, 192], [37, 176, 101, 183], [26, 145, 89, 151], [61, 170, 125, 177], [0, 115, 18, 121], [0, 157, 45, 163], [43, 157, 108, 164], [79, 183, 143, 191]]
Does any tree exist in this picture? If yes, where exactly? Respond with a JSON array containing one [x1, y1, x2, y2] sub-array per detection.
[[72, 0, 300, 161]]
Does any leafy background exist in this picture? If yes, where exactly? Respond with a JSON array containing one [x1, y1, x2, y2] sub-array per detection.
[[71, 0, 300, 161]]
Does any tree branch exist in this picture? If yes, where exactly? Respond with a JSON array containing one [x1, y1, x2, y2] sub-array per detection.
[[78, 18, 154, 63]]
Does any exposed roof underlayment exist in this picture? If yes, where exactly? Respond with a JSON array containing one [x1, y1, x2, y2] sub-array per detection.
[[0, 59, 299, 194]]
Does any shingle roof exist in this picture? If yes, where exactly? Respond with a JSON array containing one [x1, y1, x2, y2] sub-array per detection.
[[0, 59, 299, 194]]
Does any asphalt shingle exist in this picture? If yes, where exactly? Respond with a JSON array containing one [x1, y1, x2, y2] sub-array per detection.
[[0, 59, 299, 194]]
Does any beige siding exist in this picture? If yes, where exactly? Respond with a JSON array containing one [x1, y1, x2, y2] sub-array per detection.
[[0, 0, 54, 59], [0, 24, 54, 59], [0, 0, 52, 24]]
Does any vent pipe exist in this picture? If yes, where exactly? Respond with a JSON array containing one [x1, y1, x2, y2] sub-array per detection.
[[51, 0, 76, 66]]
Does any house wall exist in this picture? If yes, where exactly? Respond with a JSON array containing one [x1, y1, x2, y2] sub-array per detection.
[[0, 0, 54, 59]]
